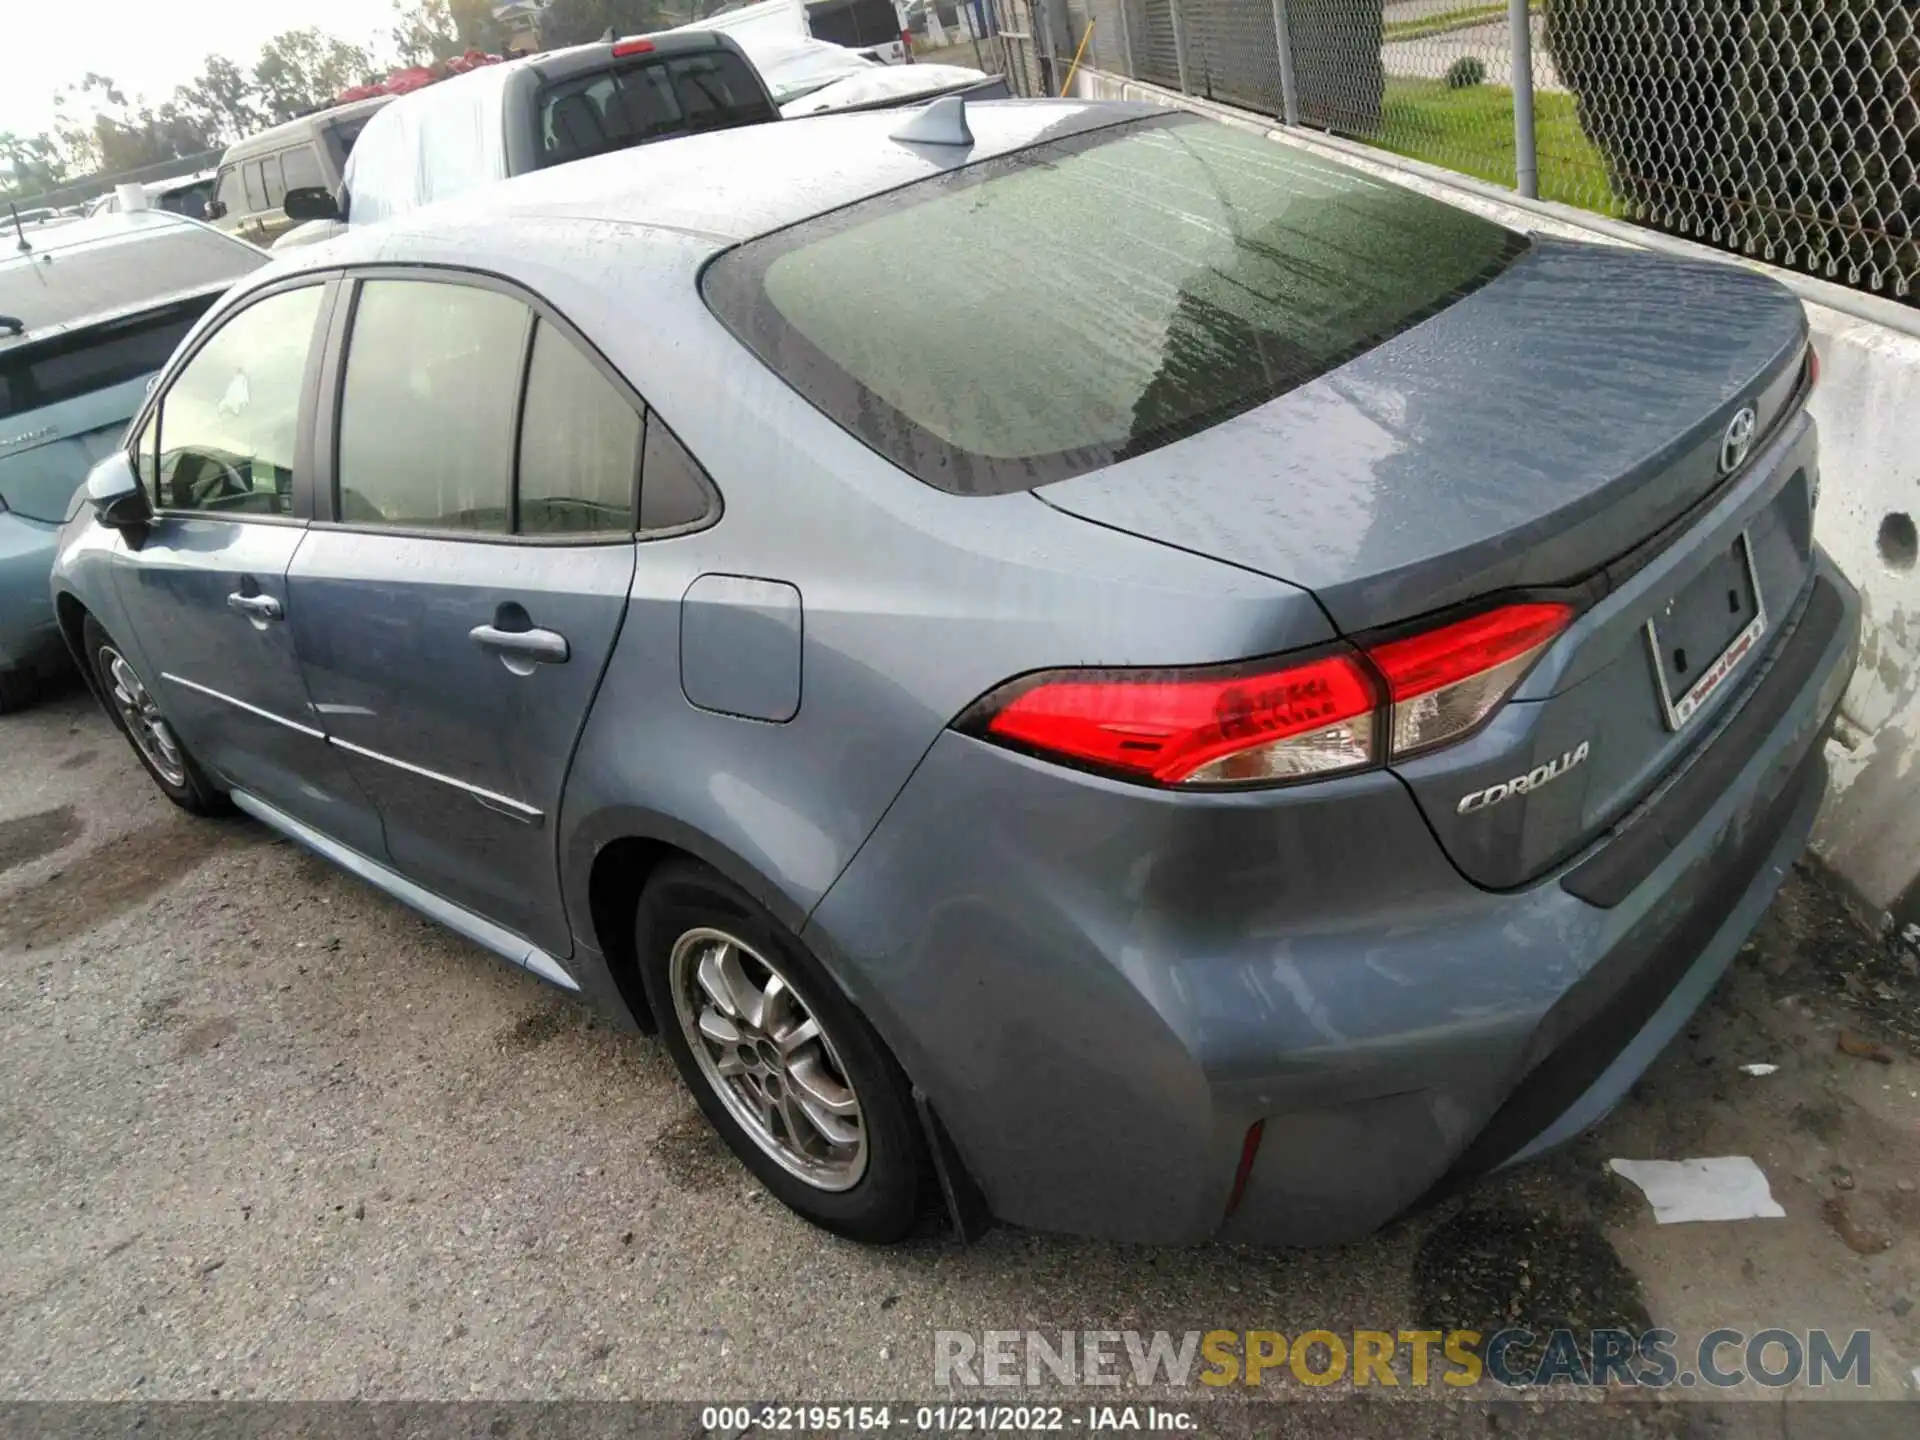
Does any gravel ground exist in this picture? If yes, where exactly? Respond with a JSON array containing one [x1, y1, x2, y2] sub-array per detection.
[[2, 681, 1917, 1423]]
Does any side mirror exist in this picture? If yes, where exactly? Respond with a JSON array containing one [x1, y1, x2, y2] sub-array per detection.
[[283, 186, 342, 222], [204, 197, 227, 220], [85, 452, 153, 532]]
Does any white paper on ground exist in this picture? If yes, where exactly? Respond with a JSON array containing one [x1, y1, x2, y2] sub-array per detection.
[[1608, 1156, 1787, 1223], [1739, 1063, 1780, 1076]]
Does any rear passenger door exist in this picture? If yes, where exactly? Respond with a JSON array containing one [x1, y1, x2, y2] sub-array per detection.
[[288, 273, 644, 956]]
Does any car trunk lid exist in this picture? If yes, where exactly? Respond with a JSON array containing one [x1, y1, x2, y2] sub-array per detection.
[[1041, 241, 1816, 890]]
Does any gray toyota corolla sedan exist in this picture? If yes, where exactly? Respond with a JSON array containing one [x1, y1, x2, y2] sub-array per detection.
[[50, 98, 1858, 1246]]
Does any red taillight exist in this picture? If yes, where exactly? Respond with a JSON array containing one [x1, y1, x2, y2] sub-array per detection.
[[972, 649, 1381, 787], [1368, 601, 1574, 756], [612, 37, 655, 57], [964, 600, 1574, 788]]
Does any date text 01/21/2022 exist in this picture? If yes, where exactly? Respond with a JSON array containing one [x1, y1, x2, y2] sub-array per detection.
[[697, 1406, 1197, 1432]]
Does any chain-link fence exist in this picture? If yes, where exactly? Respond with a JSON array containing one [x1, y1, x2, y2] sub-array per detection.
[[1051, 0, 1920, 303]]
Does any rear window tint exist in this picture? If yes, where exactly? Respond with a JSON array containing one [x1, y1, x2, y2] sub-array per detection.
[[703, 115, 1528, 495], [536, 52, 775, 168], [807, 0, 903, 49], [0, 227, 259, 337], [0, 298, 217, 420]]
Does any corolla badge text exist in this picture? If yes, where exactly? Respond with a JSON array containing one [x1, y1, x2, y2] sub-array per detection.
[[1456, 741, 1592, 815]]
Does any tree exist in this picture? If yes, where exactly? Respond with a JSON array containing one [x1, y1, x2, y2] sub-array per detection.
[[171, 54, 267, 147], [254, 28, 377, 122], [50, 73, 218, 176], [0, 132, 72, 200], [392, 0, 515, 65], [536, 0, 680, 49]]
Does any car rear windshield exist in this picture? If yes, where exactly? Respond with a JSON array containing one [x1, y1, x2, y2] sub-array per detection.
[[807, 0, 903, 49], [703, 114, 1529, 495], [0, 297, 214, 421], [0, 227, 258, 339], [536, 51, 776, 168]]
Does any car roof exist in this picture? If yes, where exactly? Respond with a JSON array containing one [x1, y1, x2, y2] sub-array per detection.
[[0, 212, 263, 350], [1, 209, 198, 261], [317, 98, 1149, 257], [223, 95, 394, 160]]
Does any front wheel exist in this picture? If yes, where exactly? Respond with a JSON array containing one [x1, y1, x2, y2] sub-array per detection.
[[637, 860, 927, 1243], [83, 616, 228, 815]]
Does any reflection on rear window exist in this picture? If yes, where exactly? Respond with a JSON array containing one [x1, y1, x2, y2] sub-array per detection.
[[704, 115, 1528, 495], [536, 53, 776, 167], [0, 300, 211, 421]]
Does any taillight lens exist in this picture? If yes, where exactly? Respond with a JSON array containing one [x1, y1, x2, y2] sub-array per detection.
[[1369, 601, 1573, 756], [963, 601, 1574, 788], [972, 650, 1380, 787]]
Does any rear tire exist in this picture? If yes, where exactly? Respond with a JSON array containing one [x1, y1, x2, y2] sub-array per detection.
[[82, 616, 228, 816], [637, 859, 926, 1243]]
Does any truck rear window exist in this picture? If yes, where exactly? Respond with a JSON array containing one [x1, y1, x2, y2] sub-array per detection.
[[702, 114, 1528, 495], [536, 52, 777, 167]]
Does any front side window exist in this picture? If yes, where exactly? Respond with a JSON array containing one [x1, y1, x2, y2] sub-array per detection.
[[517, 320, 639, 535], [336, 280, 526, 533], [213, 166, 246, 218], [153, 285, 324, 516], [279, 144, 324, 194], [704, 114, 1527, 495]]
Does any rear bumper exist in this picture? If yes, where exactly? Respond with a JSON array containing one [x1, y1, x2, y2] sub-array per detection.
[[807, 551, 1859, 1246], [0, 511, 62, 674]]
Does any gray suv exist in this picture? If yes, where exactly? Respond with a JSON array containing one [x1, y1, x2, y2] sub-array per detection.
[[51, 101, 1859, 1246]]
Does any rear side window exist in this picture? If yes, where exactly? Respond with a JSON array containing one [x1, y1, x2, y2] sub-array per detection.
[[704, 114, 1528, 495], [0, 299, 210, 420], [517, 320, 639, 535], [337, 281, 527, 532], [536, 51, 776, 167], [640, 418, 715, 532]]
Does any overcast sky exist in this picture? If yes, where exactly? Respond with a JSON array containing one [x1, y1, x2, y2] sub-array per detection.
[[3, 0, 402, 138]]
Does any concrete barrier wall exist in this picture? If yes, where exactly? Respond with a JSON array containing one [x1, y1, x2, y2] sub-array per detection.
[[1073, 69, 1920, 929]]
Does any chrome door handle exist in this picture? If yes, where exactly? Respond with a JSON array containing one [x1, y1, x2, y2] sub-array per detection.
[[469, 624, 569, 665], [226, 592, 283, 621]]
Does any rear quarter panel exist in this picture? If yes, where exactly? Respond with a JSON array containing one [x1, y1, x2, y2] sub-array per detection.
[[515, 226, 1332, 966]]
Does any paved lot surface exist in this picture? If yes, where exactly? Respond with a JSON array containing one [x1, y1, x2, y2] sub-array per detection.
[[2, 681, 1917, 1419]]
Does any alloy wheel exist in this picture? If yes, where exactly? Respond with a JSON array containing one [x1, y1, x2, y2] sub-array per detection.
[[669, 926, 868, 1191], [99, 645, 187, 789]]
